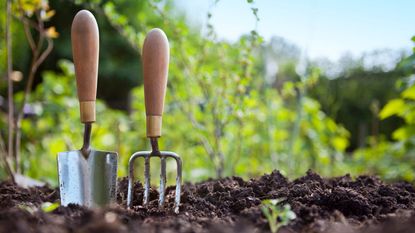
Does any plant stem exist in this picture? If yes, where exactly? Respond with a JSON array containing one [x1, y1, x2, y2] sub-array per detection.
[[6, 0, 15, 174], [14, 9, 54, 172], [0, 134, 14, 182], [287, 87, 303, 175]]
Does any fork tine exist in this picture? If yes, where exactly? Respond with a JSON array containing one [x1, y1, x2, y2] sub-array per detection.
[[127, 157, 135, 208], [173, 156, 182, 214], [162, 151, 182, 213], [159, 156, 167, 207], [127, 151, 150, 208], [143, 155, 151, 206]]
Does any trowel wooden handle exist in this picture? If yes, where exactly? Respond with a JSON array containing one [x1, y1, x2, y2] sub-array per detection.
[[143, 28, 169, 138], [71, 10, 99, 123]]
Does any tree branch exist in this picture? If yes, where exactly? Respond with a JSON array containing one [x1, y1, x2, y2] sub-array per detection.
[[21, 18, 37, 52]]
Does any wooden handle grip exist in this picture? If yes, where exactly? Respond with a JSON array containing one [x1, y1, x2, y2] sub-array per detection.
[[142, 28, 169, 137], [71, 10, 99, 123]]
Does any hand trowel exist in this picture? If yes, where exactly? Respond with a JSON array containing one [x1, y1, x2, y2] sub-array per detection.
[[57, 10, 118, 207]]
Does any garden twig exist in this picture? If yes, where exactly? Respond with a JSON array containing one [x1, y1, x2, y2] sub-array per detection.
[[6, 0, 15, 173], [14, 5, 54, 172], [0, 134, 15, 183]]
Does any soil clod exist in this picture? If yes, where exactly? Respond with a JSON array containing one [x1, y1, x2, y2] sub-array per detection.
[[1, 171, 415, 233]]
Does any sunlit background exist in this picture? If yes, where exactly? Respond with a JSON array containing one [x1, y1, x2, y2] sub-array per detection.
[[179, 0, 415, 60], [1, 0, 415, 185]]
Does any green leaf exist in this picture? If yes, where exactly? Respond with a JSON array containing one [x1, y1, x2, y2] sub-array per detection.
[[41, 202, 60, 213], [379, 99, 405, 119], [402, 85, 415, 100], [261, 199, 295, 233], [332, 136, 349, 151]]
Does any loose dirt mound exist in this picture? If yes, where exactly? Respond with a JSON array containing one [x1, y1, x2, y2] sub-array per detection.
[[0, 170, 414, 233]]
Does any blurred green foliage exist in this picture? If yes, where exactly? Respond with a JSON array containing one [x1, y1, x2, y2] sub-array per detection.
[[0, 0, 414, 184], [344, 37, 415, 181], [309, 52, 407, 150]]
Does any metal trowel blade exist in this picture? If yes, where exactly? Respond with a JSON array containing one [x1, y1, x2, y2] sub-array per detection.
[[57, 150, 117, 207]]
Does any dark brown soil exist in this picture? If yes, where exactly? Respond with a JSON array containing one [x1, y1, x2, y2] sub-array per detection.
[[1, 170, 415, 233]]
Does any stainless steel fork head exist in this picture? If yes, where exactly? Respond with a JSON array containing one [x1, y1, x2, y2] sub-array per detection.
[[127, 151, 182, 213]]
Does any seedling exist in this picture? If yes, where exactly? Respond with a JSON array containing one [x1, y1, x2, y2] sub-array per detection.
[[17, 202, 60, 214], [261, 199, 296, 233], [41, 202, 60, 213]]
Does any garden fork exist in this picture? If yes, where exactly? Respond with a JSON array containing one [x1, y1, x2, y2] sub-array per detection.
[[127, 28, 182, 213]]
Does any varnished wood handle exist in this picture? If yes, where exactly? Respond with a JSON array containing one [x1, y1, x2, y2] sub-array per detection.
[[142, 28, 169, 137], [71, 10, 99, 123]]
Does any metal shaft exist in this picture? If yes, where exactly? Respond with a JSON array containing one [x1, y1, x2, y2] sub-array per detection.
[[150, 138, 167, 207], [80, 122, 92, 158]]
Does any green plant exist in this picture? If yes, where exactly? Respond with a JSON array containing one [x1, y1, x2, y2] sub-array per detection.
[[344, 36, 415, 181], [13, 0, 58, 174], [261, 199, 296, 233], [0, 0, 58, 180], [41, 202, 60, 212], [0, 0, 354, 183], [18, 60, 132, 184]]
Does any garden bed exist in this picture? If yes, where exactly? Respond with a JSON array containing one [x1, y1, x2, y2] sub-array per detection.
[[0, 170, 415, 233]]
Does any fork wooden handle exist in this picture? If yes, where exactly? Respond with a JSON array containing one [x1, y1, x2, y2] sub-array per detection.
[[71, 10, 99, 123], [142, 28, 169, 137]]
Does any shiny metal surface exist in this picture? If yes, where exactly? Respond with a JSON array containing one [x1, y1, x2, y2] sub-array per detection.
[[127, 151, 182, 213], [57, 149, 118, 207], [80, 123, 92, 157]]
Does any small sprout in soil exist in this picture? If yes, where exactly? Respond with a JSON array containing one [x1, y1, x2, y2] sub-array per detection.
[[17, 203, 36, 214], [41, 202, 60, 213], [261, 199, 296, 233]]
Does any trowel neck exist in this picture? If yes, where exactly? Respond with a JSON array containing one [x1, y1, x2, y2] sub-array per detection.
[[81, 122, 92, 156]]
